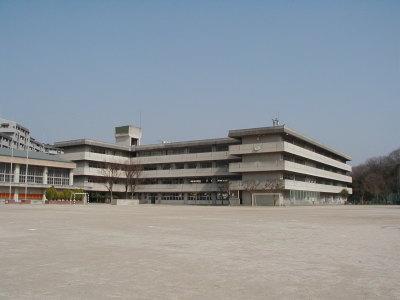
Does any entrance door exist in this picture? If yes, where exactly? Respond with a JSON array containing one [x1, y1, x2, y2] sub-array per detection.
[[147, 193, 156, 204], [253, 193, 278, 206]]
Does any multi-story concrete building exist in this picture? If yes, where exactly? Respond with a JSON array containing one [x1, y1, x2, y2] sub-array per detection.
[[0, 148, 76, 203], [0, 117, 62, 154], [55, 124, 352, 206]]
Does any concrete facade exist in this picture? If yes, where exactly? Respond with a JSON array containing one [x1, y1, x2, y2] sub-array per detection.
[[0, 148, 76, 203], [55, 124, 352, 206], [0, 117, 61, 154]]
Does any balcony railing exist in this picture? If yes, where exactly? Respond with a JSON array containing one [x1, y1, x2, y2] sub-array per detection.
[[229, 141, 351, 172]]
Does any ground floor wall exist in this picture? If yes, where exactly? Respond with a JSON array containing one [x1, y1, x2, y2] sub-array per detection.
[[0, 186, 46, 202], [84, 187, 346, 206], [0, 186, 83, 204], [87, 191, 231, 205], [241, 190, 347, 206]]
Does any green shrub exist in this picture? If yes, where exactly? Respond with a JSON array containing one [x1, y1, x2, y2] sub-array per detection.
[[62, 190, 72, 201], [73, 189, 85, 201], [45, 187, 57, 201]]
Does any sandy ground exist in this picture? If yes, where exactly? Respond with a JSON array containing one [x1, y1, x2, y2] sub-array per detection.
[[0, 205, 399, 299]]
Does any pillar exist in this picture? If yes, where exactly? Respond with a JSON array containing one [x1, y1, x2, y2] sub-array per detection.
[[43, 167, 48, 185], [13, 189, 19, 201], [157, 193, 162, 204], [69, 170, 74, 186], [211, 192, 217, 205], [14, 164, 20, 183]]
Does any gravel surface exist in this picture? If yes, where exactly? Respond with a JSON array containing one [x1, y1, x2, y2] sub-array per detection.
[[0, 204, 399, 299]]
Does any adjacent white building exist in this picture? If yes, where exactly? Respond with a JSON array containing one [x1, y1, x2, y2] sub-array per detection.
[[0, 117, 62, 154]]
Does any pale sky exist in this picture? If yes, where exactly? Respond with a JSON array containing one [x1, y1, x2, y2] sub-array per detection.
[[1, 1, 399, 164]]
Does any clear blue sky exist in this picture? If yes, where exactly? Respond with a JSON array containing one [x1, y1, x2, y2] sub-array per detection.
[[0, 1, 399, 164]]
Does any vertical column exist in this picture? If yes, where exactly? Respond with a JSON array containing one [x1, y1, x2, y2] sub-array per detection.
[[157, 193, 162, 204], [43, 167, 48, 185], [13, 188, 19, 201], [211, 192, 217, 205], [14, 164, 20, 183], [69, 170, 74, 186]]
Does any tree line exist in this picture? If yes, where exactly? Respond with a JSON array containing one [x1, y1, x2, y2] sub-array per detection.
[[350, 147, 400, 204]]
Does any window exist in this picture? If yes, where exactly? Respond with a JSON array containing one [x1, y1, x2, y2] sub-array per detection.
[[199, 162, 212, 168], [144, 165, 157, 171], [48, 168, 70, 186], [20, 166, 43, 184], [215, 145, 228, 151], [188, 146, 212, 154], [215, 161, 228, 168], [0, 163, 14, 182], [90, 147, 106, 154], [167, 148, 186, 155], [162, 193, 183, 200]]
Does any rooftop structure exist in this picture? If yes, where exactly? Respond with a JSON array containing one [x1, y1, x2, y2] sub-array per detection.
[[115, 125, 142, 147]]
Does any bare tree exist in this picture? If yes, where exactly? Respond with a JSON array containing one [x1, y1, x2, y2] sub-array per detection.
[[216, 179, 230, 205], [122, 158, 143, 199], [99, 162, 121, 203], [242, 179, 260, 192], [263, 178, 284, 191], [351, 147, 400, 204], [242, 178, 283, 206], [262, 179, 284, 206]]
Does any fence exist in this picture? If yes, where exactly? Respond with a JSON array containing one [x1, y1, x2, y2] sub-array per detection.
[[349, 193, 400, 205]]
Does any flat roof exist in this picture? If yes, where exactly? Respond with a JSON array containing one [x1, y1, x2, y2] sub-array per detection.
[[55, 137, 239, 152], [0, 148, 72, 163], [54, 139, 131, 151], [228, 125, 351, 161], [133, 138, 238, 151], [55, 125, 351, 160]]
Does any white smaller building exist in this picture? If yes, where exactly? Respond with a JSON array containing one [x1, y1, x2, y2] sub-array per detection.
[[0, 148, 76, 203]]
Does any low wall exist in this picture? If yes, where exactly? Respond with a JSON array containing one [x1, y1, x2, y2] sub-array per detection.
[[111, 199, 140, 205], [0, 199, 45, 204]]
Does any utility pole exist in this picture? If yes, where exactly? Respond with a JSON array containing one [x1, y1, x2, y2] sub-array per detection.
[[25, 147, 29, 201], [9, 147, 13, 200]]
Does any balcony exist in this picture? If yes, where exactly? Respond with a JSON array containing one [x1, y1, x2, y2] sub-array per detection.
[[73, 166, 231, 179], [229, 142, 284, 155], [284, 161, 352, 183], [229, 141, 351, 172], [61, 152, 129, 164], [229, 160, 352, 183], [62, 151, 235, 165], [80, 182, 221, 193], [131, 151, 232, 165], [229, 161, 284, 173], [283, 142, 351, 172], [283, 180, 352, 194], [140, 167, 230, 178]]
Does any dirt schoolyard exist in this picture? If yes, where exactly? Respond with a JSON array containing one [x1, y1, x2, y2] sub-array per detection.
[[0, 205, 399, 299]]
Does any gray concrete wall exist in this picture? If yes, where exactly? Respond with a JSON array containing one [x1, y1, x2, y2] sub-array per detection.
[[242, 135, 282, 144]]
